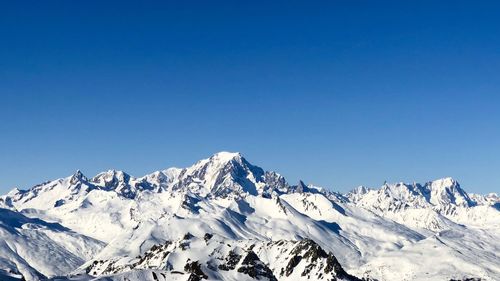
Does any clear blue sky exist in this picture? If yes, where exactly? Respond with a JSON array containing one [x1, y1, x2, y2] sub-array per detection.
[[1, 1, 499, 194]]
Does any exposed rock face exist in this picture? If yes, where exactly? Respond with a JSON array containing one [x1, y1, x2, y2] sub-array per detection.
[[184, 261, 207, 281], [237, 250, 277, 281], [218, 250, 241, 271], [281, 239, 361, 281], [81, 234, 359, 281]]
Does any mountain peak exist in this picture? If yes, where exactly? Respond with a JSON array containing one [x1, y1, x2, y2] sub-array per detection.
[[209, 151, 243, 163], [294, 180, 309, 193], [428, 177, 458, 188], [6, 187, 22, 196], [90, 170, 132, 191], [350, 186, 370, 195], [176, 151, 266, 197], [191, 152, 246, 172], [70, 170, 88, 184], [92, 170, 129, 182], [426, 177, 473, 207]]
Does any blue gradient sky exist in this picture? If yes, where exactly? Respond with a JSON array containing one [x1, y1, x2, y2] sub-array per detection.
[[1, 1, 499, 194]]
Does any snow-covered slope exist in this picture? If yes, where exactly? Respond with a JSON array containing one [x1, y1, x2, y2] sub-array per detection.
[[0, 208, 105, 280], [353, 227, 500, 281], [1, 151, 498, 281]]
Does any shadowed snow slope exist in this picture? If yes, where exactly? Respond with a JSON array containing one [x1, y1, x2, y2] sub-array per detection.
[[0, 208, 105, 280], [0, 152, 498, 281]]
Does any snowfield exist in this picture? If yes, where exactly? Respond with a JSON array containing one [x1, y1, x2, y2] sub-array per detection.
[[0, 152, 498, 281]]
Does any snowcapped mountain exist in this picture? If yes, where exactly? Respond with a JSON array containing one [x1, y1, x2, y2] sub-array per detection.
[[1, 152, 499, 281], [347, 177, 473, 211], [469, 192, 500, 206], [79, 233, 361, 281], [347, 177, 500, 231]]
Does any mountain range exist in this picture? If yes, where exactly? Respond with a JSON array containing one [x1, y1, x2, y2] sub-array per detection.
[[0, 152, 498, 281]]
